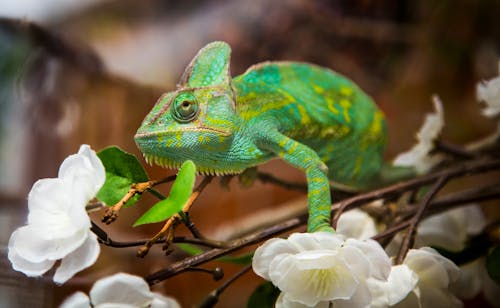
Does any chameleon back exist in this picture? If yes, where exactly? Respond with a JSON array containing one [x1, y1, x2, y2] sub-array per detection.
[[233, 62, 387, 188]]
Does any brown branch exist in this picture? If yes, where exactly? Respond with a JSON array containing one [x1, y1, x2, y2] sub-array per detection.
[[372, 183, 500, 242], [435, 140, 475, 159], [395, 176, 448, 264], [332, 158, 500, 228], [145, 214, 306, 285], [91, 221, 226, 249], [144, 158, 500, 285], [102, 175, 176, 224], [199, 264, 253, 308]]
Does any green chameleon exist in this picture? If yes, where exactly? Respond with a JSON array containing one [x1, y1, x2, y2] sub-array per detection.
[[134, 41, 414, 233]]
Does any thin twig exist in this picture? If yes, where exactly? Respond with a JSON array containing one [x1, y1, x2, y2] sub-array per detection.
[[395, 176, 449, 264], [435, 140, 475, 159], [199, 264, 253, 308], [91, 221, 226, 249]]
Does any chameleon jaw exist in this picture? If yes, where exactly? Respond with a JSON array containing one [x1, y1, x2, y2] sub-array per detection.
[[142, 153, 244, 176]]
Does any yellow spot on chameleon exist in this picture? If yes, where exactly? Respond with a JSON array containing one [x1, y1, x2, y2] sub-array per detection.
[[287, 142, 298, 154], [312, 84, 325, 94], [340, 86, 353, 96], [175, 133, 182, 147], [297, 105, 311, 125], [369, 111, 385, 137], [198, 135, 211, 143], [326, 97, 340, 114], [339, 99, 352, 123]]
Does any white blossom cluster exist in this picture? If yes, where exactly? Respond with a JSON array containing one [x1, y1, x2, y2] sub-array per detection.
[[60, 273, 180, 308], [8, 145, 104, 284], [252, 206, 497, 308]]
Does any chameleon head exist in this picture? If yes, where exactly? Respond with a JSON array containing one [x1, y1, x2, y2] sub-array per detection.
[[134, 41, 238, 172]]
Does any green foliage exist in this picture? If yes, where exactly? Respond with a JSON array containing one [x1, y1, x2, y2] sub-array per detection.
[[486, 246, 500, 285], [247, 282, 280, 308], [134, 160, 196, 226], [96, 146, 148, 207]]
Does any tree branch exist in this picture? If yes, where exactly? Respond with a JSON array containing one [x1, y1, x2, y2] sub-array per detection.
[[144, 158, 500, 285]]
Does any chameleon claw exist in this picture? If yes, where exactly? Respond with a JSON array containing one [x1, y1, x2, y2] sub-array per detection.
[[102, 207, 120, 224], [137, 215, 181, 258]]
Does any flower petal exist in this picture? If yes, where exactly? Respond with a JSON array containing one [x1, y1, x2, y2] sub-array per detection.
[[477, 76, 500, 117], [417, 216, 465, 252], [450, 259, 482, 300], [53, 232, 100, 284], [418, 283, 462, 308], [276, 293, 330, 308], [90, 273, 153, 306], [336, 209, 377, 240], [7, 245, 55, 277], [288, 232, 344, 251], [404, 249, 450, 289], [385, 265, 419, 305], [393, 96, 444, 173], [11, 224, 87, 263], [331, 277, 372, 308], [59, 292, 91, 308], [253, 237, 299, 280], [344, 238, 391, 280], [27, 178, 68, 215], [58, 145, 105, 200]]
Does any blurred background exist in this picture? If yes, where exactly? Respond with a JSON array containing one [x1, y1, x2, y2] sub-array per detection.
[[1, 0, 499, 307]]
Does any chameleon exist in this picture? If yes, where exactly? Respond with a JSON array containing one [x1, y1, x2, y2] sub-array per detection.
[[134, 41, 414, 233]]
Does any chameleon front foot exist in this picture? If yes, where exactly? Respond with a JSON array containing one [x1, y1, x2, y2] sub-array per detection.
[[137, 215, 181, 258]]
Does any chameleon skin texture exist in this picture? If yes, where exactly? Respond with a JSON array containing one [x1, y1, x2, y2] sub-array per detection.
[[135, 41, 399, 233]]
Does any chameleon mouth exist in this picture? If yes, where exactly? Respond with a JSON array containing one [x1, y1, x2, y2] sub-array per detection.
[[134, 125, 232, 139], [142, 153, 243, 176]]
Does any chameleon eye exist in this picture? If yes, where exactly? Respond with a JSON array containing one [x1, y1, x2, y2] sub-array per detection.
[[172, 93, 199, 123]]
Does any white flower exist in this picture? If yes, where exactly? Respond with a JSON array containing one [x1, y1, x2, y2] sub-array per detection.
[[8, 145, 104, 284], [336, 209, 378, 240], [393, 96, 444, 173], [416, 205, 485, 252], [252, 232, 391, 307], [371, 247, 462, 308], [477, 75, 500, 117], [59, 272, 180, 308]]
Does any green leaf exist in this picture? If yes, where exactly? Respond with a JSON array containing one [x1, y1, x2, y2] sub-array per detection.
[[133, 160, 196, 226], [247, 282, 280, 308], [96, 146, 149, 207], [176, 243, 203, 255], [486, 246, 500, 284]]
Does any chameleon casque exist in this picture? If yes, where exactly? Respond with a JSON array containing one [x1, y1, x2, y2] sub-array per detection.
[[134, 41, 413, 233]]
